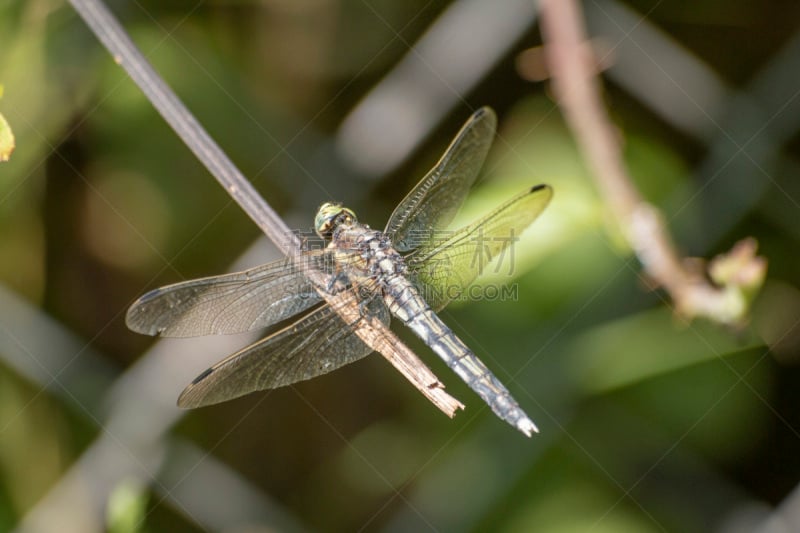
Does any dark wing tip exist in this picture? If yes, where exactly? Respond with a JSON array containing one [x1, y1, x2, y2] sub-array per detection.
[[191, 366, 215, 385], [471, 107, 497, 132], [176, 366, 216, 408], [473, 106, 496, 121], [529, 183, 552, 195], [529, 184, 554, 205]]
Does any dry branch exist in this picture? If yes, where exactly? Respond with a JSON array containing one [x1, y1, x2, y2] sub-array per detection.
[[538, 0, 766, 326]]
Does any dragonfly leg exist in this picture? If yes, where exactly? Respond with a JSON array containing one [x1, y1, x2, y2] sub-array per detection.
[[325, 269, 348, 293], [357, 297, 371, 317]]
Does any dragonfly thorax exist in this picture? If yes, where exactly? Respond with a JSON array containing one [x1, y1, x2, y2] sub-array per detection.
[[314, 202, 357, 238]]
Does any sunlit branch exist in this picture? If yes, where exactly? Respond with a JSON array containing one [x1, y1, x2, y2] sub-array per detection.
[[538, 0, 766, 326]]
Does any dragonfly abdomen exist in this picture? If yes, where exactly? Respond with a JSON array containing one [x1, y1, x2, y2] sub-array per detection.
[[383, 277, 538, 436]]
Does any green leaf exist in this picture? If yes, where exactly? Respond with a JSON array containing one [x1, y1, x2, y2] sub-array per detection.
[[566, 307, 764, 393]]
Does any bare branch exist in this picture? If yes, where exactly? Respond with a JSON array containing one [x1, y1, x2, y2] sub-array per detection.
[[538, 0, 766, 326]]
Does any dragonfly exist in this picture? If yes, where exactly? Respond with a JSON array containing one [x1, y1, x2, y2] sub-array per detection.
[[126, 107, 552, 436]]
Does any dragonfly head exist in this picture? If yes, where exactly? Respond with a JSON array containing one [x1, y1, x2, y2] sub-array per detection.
[[314, 202, 357, 238]]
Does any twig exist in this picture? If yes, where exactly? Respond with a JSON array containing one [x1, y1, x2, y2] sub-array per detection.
[[538, 0, 766, 326], [67, 0, 463, 416]]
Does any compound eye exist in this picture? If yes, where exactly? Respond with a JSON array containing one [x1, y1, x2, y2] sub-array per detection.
[[314, 202, 344, 238]]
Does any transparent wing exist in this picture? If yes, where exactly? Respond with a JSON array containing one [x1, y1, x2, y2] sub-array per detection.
[[384, 107, 497, 252], [126, 252, 330, 337], [177, 296, 390, 408], [407, 185, 552, 311]]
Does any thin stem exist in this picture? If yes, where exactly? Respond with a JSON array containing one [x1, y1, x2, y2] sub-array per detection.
[[68, 0, 296, 252], [539, 0, 765, 326]]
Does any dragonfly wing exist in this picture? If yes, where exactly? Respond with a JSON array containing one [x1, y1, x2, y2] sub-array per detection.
[[384, 107, 497, 252], [177, 296, 390, 408], [126, 252, 330, 337], [408, 185, 552, 311]]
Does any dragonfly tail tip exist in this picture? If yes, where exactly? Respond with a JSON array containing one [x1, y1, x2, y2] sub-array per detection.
[[518, 418, 539, 437]]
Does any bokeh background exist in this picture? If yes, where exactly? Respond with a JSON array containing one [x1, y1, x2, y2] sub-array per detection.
[[2, 0, 800, 531]]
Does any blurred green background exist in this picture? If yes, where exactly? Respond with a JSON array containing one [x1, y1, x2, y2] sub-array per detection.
[[2, 0, 800, 531]]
